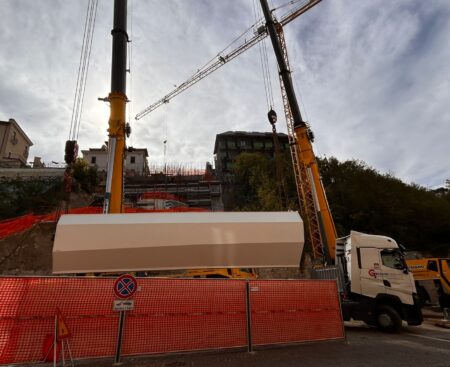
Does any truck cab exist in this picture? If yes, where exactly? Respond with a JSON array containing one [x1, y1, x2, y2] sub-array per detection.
[[336, 231, 422, 332]]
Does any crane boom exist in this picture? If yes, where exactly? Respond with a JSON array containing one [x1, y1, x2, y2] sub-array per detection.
[[135, 0, 321, 120], [260, 0, 336, 262]]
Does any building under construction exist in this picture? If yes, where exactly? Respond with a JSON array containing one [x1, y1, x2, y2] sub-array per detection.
[[124, 162, 223, 211]]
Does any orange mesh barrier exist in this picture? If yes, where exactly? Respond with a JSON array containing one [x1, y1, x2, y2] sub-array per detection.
[[0, 277, 118, 364], [0, 277, 343, 364], [0, 214, 44, 239], [0, 206, 208, 240], [121, 279, 247, 355], [248, 280, 344, 345]]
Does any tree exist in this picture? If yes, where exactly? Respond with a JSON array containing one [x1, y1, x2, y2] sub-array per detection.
[[0, 178, 63, 219], [72, 158, 98, 193], [228, 153, 450, 256]]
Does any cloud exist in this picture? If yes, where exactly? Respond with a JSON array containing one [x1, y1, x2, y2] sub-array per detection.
[[0, 0, 448, 187]]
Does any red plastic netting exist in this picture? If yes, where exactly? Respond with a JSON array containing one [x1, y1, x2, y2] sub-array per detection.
[[0, 206, 208, 240], [249, 279, 344, 345], [0, 277, 344, 365]]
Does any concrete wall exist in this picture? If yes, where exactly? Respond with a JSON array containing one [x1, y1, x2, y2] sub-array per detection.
[[0, 168, 64, 181]]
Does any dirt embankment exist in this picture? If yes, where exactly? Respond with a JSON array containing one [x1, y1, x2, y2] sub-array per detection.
[[0, 221, 56, 275]]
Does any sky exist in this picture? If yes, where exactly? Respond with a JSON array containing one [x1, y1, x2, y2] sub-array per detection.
[[0, 0, 449, 188]]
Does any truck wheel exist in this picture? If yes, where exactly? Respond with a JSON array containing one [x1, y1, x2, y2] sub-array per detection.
[[376, 305, 402, 333]]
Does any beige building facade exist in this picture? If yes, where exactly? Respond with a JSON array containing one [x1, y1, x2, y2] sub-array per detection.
[[82, 146, 149, 176], [0, 119, 33, 168]]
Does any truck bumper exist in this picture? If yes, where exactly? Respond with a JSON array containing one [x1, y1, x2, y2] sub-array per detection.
[[404, 294, 423, 326]]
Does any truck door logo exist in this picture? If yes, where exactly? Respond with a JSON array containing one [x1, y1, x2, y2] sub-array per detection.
[[368, 269, 377, 278]]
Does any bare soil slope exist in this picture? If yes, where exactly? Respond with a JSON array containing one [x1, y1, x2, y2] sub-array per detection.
[[0, 222, 56, 275]]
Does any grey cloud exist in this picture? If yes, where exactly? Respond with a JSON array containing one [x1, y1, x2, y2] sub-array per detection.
[[0, 0, 448, 187]]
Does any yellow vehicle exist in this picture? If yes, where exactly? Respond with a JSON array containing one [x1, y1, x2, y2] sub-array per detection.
[[186, 268, 257, 279], [406, 258, 450, 308]]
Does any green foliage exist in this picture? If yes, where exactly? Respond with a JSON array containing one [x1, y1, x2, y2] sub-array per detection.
[[0, 178, 63, 219], [72, 158, 98, 193], [232, 152, 281, 211], [318, 157, 450, 254], [229, 153, 450, 256]]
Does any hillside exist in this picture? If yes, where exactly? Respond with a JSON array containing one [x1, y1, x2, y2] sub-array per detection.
[[231, 154, 450, 256]]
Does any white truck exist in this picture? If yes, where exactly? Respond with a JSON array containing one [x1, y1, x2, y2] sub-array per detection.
[[315, 231, 423, 332]]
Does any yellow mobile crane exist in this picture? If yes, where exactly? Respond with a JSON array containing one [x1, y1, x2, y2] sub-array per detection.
[[260, 0, 336, 263], [132, 3, 423, 331], [102, 0, 130, 214], [135, 0, 331, 264], [406, 258, 450, 308]]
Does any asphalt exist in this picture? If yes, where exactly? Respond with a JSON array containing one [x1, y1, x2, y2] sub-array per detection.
[[57, 317, 450, 367], [24, 307, 449, 367]]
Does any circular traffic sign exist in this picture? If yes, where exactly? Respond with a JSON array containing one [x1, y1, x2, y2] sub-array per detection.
[[114, 274, 137, 299]]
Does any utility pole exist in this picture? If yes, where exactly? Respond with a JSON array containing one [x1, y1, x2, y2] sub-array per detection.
[[104, 0, 129, 213]]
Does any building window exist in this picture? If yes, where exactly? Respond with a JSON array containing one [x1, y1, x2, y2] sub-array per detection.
[[227, 140, 236, 149], [254, 141, 264, 149], [265, 141, 273, 149], [239, 140, 247, 148], [91, 156, 96, 164], [130, 156, 136, 164]]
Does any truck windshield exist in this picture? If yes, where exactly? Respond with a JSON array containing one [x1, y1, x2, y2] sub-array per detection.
[[381, 250, 406, 270]]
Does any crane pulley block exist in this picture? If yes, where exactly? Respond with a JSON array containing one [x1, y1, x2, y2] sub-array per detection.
[[64, 140, 78, 165]]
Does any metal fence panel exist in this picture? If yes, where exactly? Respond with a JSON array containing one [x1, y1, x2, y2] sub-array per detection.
[[248, 279, 344, 346], [0, 277, 344, 365]]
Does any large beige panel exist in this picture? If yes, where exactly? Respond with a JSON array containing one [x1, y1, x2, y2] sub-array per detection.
[[53, 212, 304, 274]]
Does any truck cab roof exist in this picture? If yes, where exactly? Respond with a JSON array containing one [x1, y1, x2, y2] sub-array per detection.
[[337, 231, 399, 250]]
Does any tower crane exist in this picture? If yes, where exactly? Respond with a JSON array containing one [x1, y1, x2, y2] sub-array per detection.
[[135, 0, 322, 121]]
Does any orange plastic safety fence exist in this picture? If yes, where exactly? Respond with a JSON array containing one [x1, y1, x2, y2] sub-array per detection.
[[0, 277, 118, 364], [121, 279, 247, 355], [248, 280, 344, 345], [0, 207, 209, 240], [0, 277, 344, 365]]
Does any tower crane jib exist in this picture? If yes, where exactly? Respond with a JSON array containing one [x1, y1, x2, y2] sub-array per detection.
[[134, 0, 322, 121]]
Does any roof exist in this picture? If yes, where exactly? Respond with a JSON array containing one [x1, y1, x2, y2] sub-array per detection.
[[214, 131, 288, 153], [53, 212, 304, 273], [0, 119, 33, 146]]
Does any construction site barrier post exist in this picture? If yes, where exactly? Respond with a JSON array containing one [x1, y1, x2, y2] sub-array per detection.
[[53, 314, 57, 367], [245, 280, 253, 353], [114, 309, 126, 365]]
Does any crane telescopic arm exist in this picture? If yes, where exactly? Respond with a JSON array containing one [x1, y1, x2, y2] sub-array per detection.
[[260, 0, 336, 262], [134, 0, 322, 120], [104, 0, 129, 214]]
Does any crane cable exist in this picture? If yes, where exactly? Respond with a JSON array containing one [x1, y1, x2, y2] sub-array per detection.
[[253, 0, 275, 110], [68, 0, 98, 141]]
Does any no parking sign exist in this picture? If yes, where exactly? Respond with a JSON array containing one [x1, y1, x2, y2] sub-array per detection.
[[114, 274, 137, 299]]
